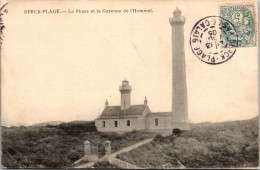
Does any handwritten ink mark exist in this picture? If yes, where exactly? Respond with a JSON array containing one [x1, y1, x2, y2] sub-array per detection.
[[0, 3, 8, 44]]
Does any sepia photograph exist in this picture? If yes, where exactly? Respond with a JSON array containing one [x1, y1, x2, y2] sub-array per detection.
[[1, 0, 259, 168]]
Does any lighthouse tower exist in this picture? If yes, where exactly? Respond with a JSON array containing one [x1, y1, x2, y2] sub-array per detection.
[[169, 8, 189, 130], [119, 79, 132, 110]]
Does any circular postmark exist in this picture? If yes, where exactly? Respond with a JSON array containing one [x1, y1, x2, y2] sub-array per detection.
[[190, 16, 238, 65]]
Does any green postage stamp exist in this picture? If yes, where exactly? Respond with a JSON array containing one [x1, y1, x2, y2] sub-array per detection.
[[220, 4, 256, 47]]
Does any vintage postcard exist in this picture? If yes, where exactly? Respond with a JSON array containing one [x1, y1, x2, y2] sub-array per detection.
[[1, 0, 259, 169]]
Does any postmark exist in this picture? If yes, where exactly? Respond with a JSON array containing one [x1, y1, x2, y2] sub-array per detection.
[[220, 4, 256, 47], [190, 16, 238, 65]]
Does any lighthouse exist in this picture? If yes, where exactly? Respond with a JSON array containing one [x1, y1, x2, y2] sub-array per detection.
[[169, 8, 189, 130]]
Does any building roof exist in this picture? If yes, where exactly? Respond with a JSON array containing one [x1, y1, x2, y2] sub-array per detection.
[[96, 105, 147, 119], [146, 112, 171, 117]]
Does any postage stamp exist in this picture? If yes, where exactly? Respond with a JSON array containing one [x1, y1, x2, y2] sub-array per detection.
[[220, 4, 256, 47], [190, 16, 238, 65]]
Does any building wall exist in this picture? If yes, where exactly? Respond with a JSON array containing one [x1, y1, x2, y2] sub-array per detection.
[[95, 105, 151, 132], [137, 106, 151, 130], [145, 115, 172, 130], [95, 117, 144, 132]]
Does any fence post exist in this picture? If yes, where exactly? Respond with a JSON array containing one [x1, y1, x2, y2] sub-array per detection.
[[84, 140, 90, 156], [104, 140, 111, 155]]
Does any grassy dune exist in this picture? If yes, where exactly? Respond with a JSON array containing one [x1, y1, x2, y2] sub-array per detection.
[[118, 117, 259, 168], [1, 121, 156, 168], [2, 117, 258, 168]]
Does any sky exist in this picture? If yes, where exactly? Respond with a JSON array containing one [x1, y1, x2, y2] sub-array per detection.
[[1, 0, 259, 126]]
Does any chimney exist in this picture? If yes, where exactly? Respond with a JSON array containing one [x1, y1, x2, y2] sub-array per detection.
[[144, 97, 148, 106], [105, 99, 109, 108]]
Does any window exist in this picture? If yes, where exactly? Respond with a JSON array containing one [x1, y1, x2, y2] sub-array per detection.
[[102, 121, 105, 127], [115, 121, 118, 127], [127, 120, 130, 126], [155, 118, 159, 126]]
